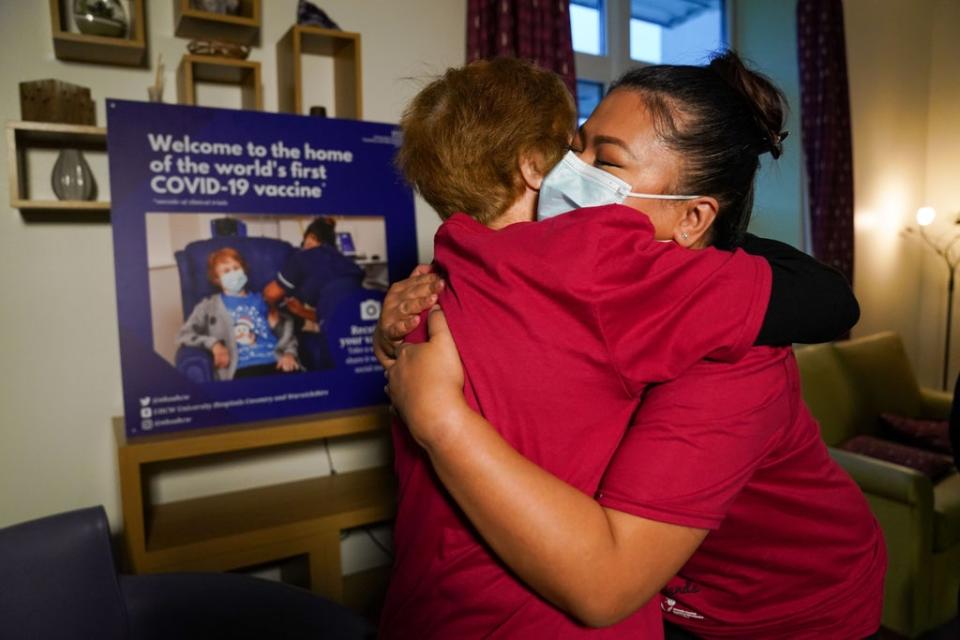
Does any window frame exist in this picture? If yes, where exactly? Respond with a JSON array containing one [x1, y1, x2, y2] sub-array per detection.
[[573, 0, 735, 119]]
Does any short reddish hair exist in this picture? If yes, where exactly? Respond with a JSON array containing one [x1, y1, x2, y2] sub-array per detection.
[[396, 58, 576, 226], [206, 247, 248, 284]]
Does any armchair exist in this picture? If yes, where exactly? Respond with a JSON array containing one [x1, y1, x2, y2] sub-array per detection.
[[795, 331, 960, 638]]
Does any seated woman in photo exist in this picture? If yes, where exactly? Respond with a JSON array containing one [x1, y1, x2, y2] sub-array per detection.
[[177, 247, 299, 381], [378, 55, 883, 639]]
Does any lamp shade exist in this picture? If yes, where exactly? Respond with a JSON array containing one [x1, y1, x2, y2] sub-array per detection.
[[917, 207, 936, 227]]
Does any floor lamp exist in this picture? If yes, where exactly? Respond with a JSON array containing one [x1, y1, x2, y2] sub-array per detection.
[[909, 207, 960, 389]]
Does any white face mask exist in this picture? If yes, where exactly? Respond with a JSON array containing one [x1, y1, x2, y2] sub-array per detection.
[[220, 269, 248, 295], [537, 150, 700, 220]]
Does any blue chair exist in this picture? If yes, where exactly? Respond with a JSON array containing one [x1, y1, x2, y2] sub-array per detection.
[[174, 236, 333, 381], [0, 506, 374, 640]]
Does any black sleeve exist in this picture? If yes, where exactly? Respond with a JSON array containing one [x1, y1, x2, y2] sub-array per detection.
[[740, 233, 860, 346]]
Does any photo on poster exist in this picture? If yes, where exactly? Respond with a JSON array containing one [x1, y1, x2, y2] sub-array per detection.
[[107, 100, 417, 437], [147, 213, 389, 382]]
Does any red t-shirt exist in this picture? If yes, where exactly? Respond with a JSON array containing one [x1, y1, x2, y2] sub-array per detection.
[[598, 347, 886, 639], [380, 206, 772, 639]]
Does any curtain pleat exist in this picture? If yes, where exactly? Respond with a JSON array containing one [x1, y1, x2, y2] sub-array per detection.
[[467, 0, 576, 95], [797, 0, 855, 284]]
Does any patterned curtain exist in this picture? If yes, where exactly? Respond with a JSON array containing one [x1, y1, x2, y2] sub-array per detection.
[[467, 0, 576, 95], [797, 0, 855, 284]]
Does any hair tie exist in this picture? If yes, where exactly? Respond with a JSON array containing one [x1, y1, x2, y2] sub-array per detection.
[[768, 130, 788, 158]]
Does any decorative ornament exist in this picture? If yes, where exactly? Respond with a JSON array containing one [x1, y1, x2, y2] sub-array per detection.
[[297, 1, 341, 29], [192, 0, 240, 15], [187, 39, 251, 59], [52, 149, 96, 201], [148, 54, 165, 102], [73, 0, 127, 38]]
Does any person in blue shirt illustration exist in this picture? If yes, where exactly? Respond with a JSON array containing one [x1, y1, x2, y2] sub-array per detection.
[[177, 247, 299, 381]]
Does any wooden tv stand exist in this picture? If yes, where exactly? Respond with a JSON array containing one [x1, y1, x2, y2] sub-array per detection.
[[113, 407, 395, 604]]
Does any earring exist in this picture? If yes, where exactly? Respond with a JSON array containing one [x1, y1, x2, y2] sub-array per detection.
[[681, 232, 689, 241]]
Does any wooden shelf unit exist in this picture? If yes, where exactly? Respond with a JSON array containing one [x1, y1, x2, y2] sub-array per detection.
[[115, 407, 396, 603], [6, 120, 109, 212], [177, 54, 264, 111], [49, 0, 147, 66], [276, 25, 362, 118], [174, 0, 261, 46]]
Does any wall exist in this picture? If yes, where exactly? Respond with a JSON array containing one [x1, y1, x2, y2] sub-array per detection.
[[919, 0, 960, 387], [844, 0, 960, 388], [0, 0, 464, 575]]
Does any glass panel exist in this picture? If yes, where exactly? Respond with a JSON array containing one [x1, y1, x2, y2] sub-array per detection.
[[576, 80, 604, 126], [630, 0, 724, 64], [571, 2, 604, 56], [630, 19, 662, 63]]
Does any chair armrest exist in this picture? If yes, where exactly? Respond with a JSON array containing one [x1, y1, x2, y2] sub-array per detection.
[[828, 447, 934, 511], [918, 387, 952, 419], [0, 507, 127, 639], [175, 345, 214, 383]]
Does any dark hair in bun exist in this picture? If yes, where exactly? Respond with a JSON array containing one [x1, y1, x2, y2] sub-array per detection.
[[708, 52, 788, 159], [304, 215, 336, 246], [610, 50, 788, 248]]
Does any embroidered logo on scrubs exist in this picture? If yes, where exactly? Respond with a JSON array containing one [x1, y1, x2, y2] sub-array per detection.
[[662, 597, 705, 620]]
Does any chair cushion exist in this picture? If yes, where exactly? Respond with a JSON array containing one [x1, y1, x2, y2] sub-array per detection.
[[879, 413, 953, 455], [841, 435, 955, 481], [933, 471, 960, 552]]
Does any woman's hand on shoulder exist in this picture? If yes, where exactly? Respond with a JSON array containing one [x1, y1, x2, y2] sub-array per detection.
[[373, 264, 445, 367], [386, 307, 467, 450]]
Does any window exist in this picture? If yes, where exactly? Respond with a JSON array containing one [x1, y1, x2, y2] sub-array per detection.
[[571, 0, 727, 122], [576, 80, 604, 126], [629, 0, 725, 65], [570, 0, 604, 56], [629, 19, 662, 63]]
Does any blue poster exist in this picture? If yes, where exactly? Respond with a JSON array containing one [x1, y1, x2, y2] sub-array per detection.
[[107, 100, 416, 437]]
